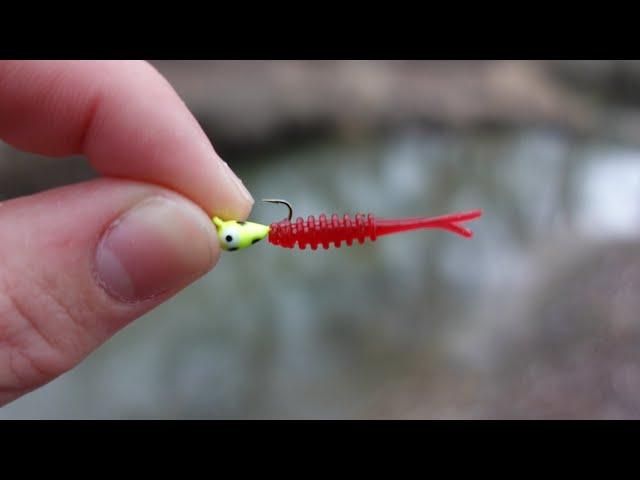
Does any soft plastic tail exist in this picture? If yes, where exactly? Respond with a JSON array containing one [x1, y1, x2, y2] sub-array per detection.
[[374, 209, 483, 239]]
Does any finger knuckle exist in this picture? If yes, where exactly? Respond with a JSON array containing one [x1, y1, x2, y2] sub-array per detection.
[[0, 272, 90, 389]]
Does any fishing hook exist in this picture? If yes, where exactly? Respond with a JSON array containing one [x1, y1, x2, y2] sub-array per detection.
[[212, 198, 482, 252], [261, 198, 293, 222]]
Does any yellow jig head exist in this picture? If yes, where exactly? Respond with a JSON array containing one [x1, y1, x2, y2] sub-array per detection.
[[212, 199, 292, 252], [212, 216, 270, 252]]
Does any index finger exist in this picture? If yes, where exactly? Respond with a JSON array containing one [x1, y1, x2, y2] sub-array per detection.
[[0, 60, 253, 219]]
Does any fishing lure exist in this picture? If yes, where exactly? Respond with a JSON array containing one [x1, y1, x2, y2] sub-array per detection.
[[213, 199, 482, 251]]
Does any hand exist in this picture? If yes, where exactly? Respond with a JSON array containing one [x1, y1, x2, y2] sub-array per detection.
[[0, 61, 253, 406]]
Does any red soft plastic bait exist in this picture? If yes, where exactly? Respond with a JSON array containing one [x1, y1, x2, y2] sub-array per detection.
[[212, 199, 482, 252]]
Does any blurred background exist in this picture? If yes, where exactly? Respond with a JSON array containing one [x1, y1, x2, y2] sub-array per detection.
[[2, 60, 640, 419]]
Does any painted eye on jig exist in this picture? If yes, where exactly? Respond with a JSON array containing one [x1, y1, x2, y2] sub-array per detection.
[[212, 199, 482, 252]]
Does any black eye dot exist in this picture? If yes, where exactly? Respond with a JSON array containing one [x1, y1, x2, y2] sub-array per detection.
[[237, 221, 246, 225], [225, 235, 233, 242]]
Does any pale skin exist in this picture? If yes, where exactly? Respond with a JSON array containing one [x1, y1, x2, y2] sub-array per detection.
[[0, 61, 254, 406]]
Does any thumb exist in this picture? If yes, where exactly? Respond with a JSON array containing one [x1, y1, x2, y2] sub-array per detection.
[[0, 177, 224, 405]]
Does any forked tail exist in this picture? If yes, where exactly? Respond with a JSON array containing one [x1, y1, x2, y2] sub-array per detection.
[[375, 209, 483, 239]]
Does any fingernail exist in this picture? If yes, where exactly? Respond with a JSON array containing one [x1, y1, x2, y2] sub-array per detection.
[[221, 160, 254, 205], [96, 196, 217, 302]]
